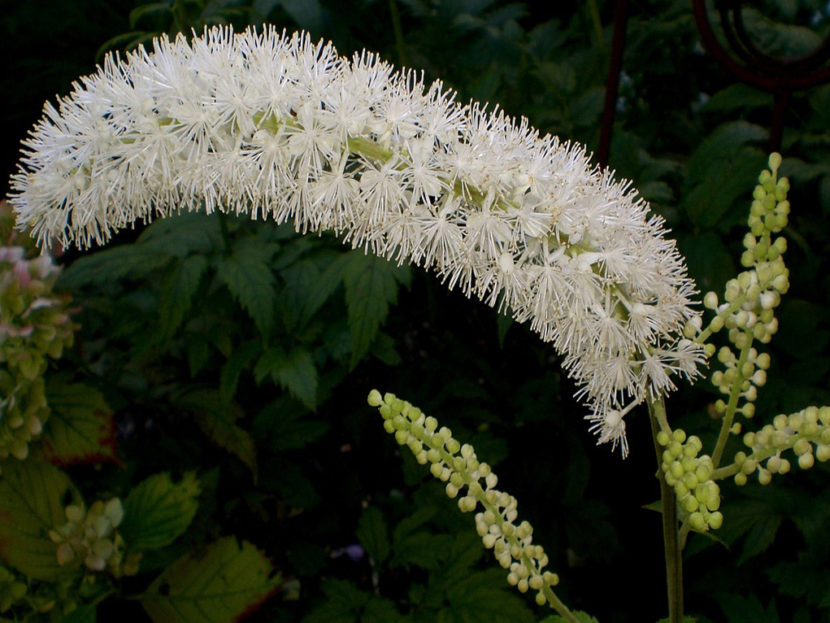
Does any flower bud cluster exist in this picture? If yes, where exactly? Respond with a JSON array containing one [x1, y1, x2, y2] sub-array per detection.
[[657, 428, 723, 532], [733, 406, 830, 486], [369, 389, 559, 607], [699, 154, 789, 344], [48, 498, 136, 576], [710, 346, 770, 422], [0, 566, 27, 614], [0, 233, 76, 464]]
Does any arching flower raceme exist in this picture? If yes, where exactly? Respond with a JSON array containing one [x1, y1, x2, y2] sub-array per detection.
[[7, 26, 704, 454]]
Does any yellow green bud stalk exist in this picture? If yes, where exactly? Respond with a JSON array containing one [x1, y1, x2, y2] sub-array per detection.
[[368, 389, 583, 622]]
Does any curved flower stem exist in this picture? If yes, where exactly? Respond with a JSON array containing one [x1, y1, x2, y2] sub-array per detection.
[[711, 331, 752, 468], [427, 436, 581, 623], [649, 396, 683, 623]]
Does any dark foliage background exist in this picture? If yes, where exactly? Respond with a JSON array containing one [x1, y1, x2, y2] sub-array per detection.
[[2, 1, 830, 622]]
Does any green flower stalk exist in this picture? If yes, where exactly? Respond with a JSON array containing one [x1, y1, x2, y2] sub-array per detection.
[[368, 389, 580, 621], [7, 26, 705, 455]]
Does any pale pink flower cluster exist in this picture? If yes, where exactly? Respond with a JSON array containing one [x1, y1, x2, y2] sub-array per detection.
[[7, 27, 703, 454]]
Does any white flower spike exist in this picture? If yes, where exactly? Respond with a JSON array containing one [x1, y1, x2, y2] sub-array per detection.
[[7, 26, 704, 455]]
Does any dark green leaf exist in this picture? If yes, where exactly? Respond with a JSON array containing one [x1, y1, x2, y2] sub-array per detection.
[[120, 472, 200, 551], [159, 255, 208, 337], [216, 238, 279, 339], [0, 461, 81, 581], [57, 244, 173, 290], [356, 506, 390, 565], [39, 378, 116, 465], [253, 401, 328, 451], [255, 347, 318, 410], [717, 593, 779, 623], [703, 84, 773, 113], [342, 253, 407, 367], [219, 341, 262, 404], [173, 389, 257, 475], [301, 579, 367, 623], [141, 537, 280, 623]]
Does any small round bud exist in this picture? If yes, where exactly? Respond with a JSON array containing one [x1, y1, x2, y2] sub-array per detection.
[[367, 389, 383, 407], [689, 512, 707, 532]]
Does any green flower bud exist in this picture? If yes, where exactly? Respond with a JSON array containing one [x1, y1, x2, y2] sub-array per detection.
[[798, 452, 814, 470], [689, 512, 706, 532], [367, 389, 383, 407]]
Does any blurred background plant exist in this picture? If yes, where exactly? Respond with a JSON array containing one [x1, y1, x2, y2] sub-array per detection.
[[1, 1, 829, 621]]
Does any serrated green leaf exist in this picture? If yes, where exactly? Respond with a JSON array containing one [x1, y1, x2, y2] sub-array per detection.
[[252, 401, 328, 451], [137, 213, 223, 253], [342, 253, 406, 367], [682, 138, 767, 228], [370, 332, 403, 366], [685, 121, 767, 182], [172, 389, 257, 475], [219, 341, 262, 404], [38, 379, 116, 465], [538, 612, 600, 623], [216, 238, 279, 339], [57, 244, 173, 290], [361, 597, 409, 623], [278, 259, 329, 331], [356, 506, 390, 565], [0, 461, 81, 581], [703, 84, 773, 113], [187, 337, 211, 376], [767, 547, 830, 607], [301, 579, 368, 623], [739, 514, 782, 564], [717, 593, 779, 623], [255, 348, 318, 410], [159, 255, 208, 337], [141, 536, 279, 623], [120, 472, 200, 551], [431, 566, 535, 623], [392, 532, 454, 571]]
